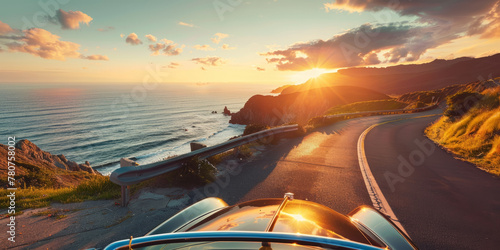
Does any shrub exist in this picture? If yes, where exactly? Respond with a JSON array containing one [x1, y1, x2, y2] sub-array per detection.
[[243, 124, 269, 136], [207, 150, 234, 165], [235, 145, 254, 159], [476, 92, 500, 110], [444, 91, 483, 119], [14, 161, 56, 188], [180, 157, 217, 185], [414, 101, 426, 109]]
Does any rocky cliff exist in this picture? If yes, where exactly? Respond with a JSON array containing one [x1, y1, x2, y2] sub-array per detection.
[[0, 139, 100, 188], [230, 85, 390, 126]]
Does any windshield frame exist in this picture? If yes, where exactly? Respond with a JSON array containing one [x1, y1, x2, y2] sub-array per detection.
[[104, 231, 384, 250]]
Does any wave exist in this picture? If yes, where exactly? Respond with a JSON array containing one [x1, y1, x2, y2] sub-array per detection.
[[95, 123, 245, 175]]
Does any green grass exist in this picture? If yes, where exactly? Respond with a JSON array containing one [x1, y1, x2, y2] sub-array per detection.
[[0, 176, 121, 211], [426, 87, 500, 176], [325, 99, 408, 115]]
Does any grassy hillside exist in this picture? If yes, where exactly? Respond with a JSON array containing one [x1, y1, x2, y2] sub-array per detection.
[[426, 86, 500, 176], [325, 99, 408, 115]]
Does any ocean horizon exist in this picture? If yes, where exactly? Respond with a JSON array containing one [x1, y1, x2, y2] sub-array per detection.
[[0, 82, 280, 175]]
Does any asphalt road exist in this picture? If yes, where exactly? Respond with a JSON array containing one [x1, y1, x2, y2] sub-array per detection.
[[365, 114, 500, 249], [204, 107, 500, 249]]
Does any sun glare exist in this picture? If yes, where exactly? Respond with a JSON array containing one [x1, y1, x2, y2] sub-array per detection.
[[290, 68, 334, 84]]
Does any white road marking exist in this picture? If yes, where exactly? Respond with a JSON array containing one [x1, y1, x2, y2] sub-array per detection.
[[357, 122, 410, 236]]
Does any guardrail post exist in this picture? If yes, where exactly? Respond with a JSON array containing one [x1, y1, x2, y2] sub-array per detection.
[[119, 158, 139, 206], [120, 185, 128, 207], [190, 142, 207, 151]]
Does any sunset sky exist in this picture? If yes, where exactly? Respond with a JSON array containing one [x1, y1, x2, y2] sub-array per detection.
[[0, 0, 499, 84]]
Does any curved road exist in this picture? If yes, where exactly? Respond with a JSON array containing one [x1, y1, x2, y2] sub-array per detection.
[[365, 114, 500, 249], [205, 107, 500, 249]]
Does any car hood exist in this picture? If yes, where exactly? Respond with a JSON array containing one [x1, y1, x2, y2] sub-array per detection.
[[175, 198, 371, 245]]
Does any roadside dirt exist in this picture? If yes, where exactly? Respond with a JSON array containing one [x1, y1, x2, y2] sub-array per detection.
[[0, 141, 274, 249], [0, 188, 187, 249]]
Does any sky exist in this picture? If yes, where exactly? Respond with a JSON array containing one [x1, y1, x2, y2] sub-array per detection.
[[0, 0, 499, 84]]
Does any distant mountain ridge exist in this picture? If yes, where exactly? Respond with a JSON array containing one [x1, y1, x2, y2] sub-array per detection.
[[279, 53, 500, 95], [338, 57, 474, 76]]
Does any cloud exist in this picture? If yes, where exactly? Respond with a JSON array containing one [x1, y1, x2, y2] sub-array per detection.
[[194, 44, 215, 51], [164, 44, 184, 56], [81, 54, 109, 60], [211, 33, 228, 44], [125, 33, 142, 45], [468, 1, 500, 38], [262, 23, 416, 70], [221, 44, 236, 50], [364, 52, 380, 65], [161, 38, 174, 44], [5, 28, 107, 61], [324, 0, 500, 39], [148, 41, 184, 56], [166, 62, 179, 69], [178, 21, 194, 27], [56, 9, 93, 29], [256, 67, 265, 71], [324, 0, 497, 19], [324, 2, 363, 13], [97, 26, 114, 32], [265, 0, 500, 71], [149, 43, 164, 55], [192, 56, 226, 66], [282, 1, 499, 71], [145, 34, 157, 42], [0, 21, 14, 35]]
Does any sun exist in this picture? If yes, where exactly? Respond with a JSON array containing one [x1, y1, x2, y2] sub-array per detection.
[[290, 68, 332, 84]]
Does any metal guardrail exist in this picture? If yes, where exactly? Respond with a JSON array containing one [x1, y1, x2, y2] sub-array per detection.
[[110, 103, 438, 206], [110, 124, 298, 205]]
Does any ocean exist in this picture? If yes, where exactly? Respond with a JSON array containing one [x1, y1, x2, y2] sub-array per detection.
[[0, 83, 278, 175]]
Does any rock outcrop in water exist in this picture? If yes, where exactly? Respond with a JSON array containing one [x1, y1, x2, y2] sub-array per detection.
[[230, 85, 390, 126], [0, 139, 100, 188], [223, 106, 231, 116]]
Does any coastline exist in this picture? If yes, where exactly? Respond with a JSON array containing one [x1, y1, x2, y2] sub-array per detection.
[[0, 83, 272, 176]]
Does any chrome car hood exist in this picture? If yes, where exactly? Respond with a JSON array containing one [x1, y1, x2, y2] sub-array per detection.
[[174, 198, 372, 245]]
